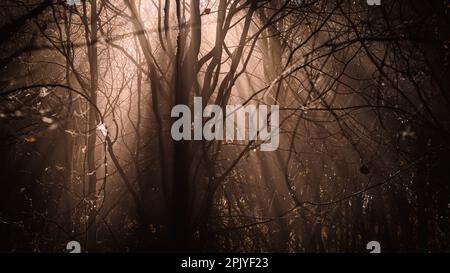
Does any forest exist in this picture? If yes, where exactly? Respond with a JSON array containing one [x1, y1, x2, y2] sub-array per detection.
[[0, 0, 449, 253]]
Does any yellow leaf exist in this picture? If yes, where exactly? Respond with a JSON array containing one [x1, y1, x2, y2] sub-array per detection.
[[24, 135, 37, 143]]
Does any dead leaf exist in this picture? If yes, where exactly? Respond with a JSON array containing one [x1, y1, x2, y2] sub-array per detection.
[[24, 135, 38, 143]]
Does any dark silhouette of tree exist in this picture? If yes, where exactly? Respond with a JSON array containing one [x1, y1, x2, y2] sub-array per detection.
[[0, 0, 449, 252]]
